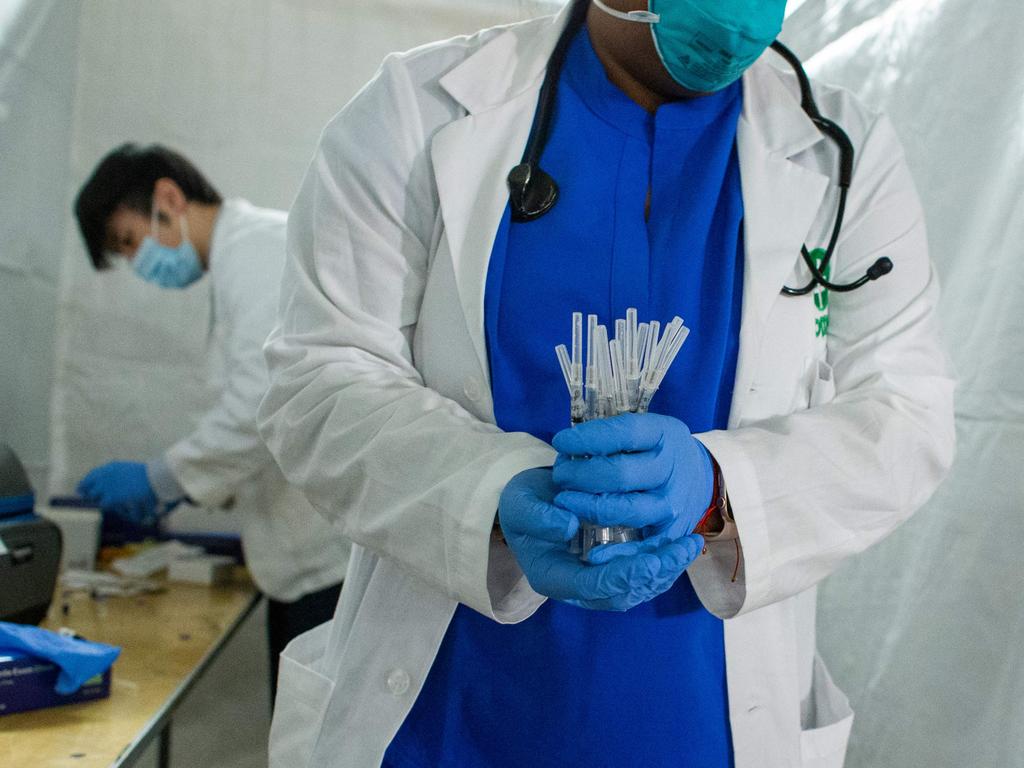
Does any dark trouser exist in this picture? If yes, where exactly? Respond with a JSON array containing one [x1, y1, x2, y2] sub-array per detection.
[[267, 581, 343, 702]]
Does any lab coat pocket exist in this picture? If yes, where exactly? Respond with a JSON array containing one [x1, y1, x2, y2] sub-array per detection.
[[799, 653, 854, 768], [269, 621, 335, 768], [808, 359, 836, 408], [742, 357, 834, 423]]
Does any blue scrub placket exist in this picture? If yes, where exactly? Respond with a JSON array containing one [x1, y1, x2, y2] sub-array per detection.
[[385, 26, 744, 768]]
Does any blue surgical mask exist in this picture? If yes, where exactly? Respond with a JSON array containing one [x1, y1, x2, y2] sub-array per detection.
[[592, 0, 787, 93], [133, 206, 203, 289]]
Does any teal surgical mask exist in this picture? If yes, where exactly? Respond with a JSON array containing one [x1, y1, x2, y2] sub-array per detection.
[[592, 0, 787, 93], [133, 205, 203, 289]]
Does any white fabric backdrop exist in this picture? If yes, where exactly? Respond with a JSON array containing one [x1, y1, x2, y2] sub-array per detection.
[[782, 1, 1024, 766], [0, 0, 80, 489]]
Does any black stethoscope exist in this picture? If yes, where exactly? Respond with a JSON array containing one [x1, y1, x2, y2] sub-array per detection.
[[506, 0, 892, 296]]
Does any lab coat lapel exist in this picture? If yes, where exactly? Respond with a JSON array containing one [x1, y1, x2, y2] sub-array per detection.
[[730, 60, 830, 427], [430, 96, 538, 387], [430, 6, 572, 387]]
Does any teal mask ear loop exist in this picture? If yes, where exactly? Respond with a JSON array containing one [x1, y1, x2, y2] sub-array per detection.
[[590, 0, 659, 24]]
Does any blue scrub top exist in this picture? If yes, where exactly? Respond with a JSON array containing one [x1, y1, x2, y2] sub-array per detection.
[[385, 26, 744, 768]]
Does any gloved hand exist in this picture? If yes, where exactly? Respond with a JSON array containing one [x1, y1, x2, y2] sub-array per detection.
[[551, 413, 713, 564], [498, 467, 703, 611], [77, 461, 159, 524]]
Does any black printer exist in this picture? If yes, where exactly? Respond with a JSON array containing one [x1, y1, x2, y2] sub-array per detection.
[[0, 444, 61, 624]]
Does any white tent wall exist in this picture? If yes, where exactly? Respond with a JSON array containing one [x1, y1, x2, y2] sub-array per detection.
[[47, 0, 564, 514], [0, 0, 80, 490], [781, 1, 1024, 765], [782, 0, 910, 58]]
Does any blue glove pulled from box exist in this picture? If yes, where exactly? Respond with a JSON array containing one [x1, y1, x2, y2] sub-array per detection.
[[0, 622, 120, 694]]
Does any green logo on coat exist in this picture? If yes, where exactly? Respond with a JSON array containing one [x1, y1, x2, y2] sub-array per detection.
[[811, 248, 830, 337]]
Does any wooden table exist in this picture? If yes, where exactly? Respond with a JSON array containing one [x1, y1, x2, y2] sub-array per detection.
[[0, 569, 260, 767]]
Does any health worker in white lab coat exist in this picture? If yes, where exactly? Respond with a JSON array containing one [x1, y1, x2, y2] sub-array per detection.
[[259, 1, 955, 766], [73, 144, 350, 691]]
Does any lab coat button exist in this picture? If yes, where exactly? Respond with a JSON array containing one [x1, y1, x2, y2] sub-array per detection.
[[387, 668, 410, 696], [463, 377, 482, 402]]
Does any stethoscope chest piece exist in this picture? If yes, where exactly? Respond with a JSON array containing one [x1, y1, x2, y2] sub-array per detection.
[[508, 162, 560, 222]]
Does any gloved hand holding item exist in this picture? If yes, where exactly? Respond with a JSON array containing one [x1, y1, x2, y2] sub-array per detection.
[[498, 467, 703, 611], [77, 461, 159, 524], [0, 622, 120, 694], [551, 413, 714, 564]]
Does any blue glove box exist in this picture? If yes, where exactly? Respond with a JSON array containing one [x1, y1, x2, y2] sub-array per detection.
[[0, 650, 111, 715]]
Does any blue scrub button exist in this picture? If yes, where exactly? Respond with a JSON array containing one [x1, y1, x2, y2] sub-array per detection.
[[387, 668, 411, 696]]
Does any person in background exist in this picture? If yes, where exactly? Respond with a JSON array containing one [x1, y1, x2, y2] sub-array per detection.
[[259, 0, 955, 765], [72, 144, 350, 693]]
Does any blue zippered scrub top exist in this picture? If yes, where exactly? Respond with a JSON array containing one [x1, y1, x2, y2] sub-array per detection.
[[385, 25, 745, 768]]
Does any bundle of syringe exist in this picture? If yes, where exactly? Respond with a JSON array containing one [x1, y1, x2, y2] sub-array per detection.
[[555, 308, 690, 559], [555, 308, 690, 425]]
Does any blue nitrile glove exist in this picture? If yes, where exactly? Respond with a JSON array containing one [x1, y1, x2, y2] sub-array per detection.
[[77, 461, 159, 524], [0, 622, 120, 694], [498, 467, 703, 611], [551, 413, 714, 564]]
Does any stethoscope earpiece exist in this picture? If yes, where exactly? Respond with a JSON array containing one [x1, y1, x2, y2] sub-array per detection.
[[867, 257, 893, 281]]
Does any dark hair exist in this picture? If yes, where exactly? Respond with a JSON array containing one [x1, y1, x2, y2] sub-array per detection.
[[74, 143, 222, 269]]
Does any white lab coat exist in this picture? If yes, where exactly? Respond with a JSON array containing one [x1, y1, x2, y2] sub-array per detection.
[[258, 7, 955, 767], [165, 199, 349, 602]]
